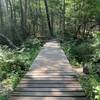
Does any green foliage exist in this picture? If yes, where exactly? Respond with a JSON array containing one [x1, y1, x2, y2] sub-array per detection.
[[62, 30, 100, 100], [91, 31, 100, 75], [62, 39, 95, 67], [69, 42, 95, 63], [0, 38, 42, 99], [94, 86, 100, 100], [23, 38, 42, 49], [61, 41, 81, 67], [0, 0, 100, 99], [92, 63, 100, 76], [80, 75, 100, 100]]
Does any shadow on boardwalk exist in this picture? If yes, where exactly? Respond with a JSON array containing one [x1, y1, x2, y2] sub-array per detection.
[[9, 40, 88, 100]]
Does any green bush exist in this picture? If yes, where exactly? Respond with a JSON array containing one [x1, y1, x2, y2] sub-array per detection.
[[69, 42, 95, 64], [61, 41, 81, 67], [80, 75, 100, 100], [23, 37, 42, 48], [92, 62, 100, 76], [94, 86, 100, 100], [0, 37, 42, 100], [62, 31, 100, 100], [0, 71, 7, 81]]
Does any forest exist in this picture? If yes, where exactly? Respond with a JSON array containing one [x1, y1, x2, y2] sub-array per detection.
[[0, 0, 100, 100]]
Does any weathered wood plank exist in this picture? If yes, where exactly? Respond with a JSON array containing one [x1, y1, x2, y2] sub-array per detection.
[[12, 91, 85, 97], [9, 41, 88, 100], [22, 77, 77, 81], [10, 97, 88, 100], [24, 75, 77, 78], [26, 72, 77, 76], [26, 71, 74, 73], [17, 83, 81, 88], [15, 87, 83, 92], [20, 80, 79, 84]]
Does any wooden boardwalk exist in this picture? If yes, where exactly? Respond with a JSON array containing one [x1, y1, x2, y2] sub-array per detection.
[[9, 40, 88, 100]]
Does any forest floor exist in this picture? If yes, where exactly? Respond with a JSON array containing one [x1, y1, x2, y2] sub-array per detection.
[[9, 40, 88, 100]]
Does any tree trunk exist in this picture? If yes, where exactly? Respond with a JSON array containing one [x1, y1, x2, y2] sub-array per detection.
[[24, 0, 28, 28], [62, 0, 66, 34], [19, 0, 24, 33], [44, 0, 53, 37], [51, 11, 54, 34], [0, 33, 17, 49], [0, 1, 4, 32], [8, 0, 14, 32]]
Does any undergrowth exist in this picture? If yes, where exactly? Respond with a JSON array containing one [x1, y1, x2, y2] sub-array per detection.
[[61, 31, 100, 100], [0, 37, 43, 100]]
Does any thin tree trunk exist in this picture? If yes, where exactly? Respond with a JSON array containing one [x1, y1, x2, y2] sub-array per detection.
[[24, 0, 28, 28], [19, 0, 24, 33], [62, 0, 66, 34], [13, 0, 17, 25], [0, 2, 4, 31], [0, 33, 17, 49], [44, 0, 53, 37], [51, 11, 54, 34], [8, 0, 14, 32], [39, 0, 45, 36]]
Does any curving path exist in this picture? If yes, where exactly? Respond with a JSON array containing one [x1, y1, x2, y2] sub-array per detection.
[[9, 40, 88, 100]]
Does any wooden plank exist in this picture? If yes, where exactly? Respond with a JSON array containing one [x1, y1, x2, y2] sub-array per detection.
[[19, 83, 80, 86], [26, 72, 77, 76], [9, 41, 87, 100], [22, 77, 77, 81], [17, 83, 81, 88], [12, 91, 86, 97], [24, 76, 77, 78], [9, 96, 88, 100], [15, 87, 83, 92], [27, 71, 74, 73], [20, 80, 79, 84]]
